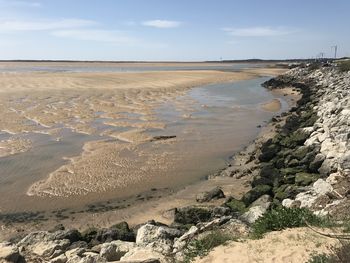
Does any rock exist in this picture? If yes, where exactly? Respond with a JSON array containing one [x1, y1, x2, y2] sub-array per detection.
[[319, 158, 337, 176], [81, 227, 98, 243], [17, 231, 55, 247], [111, 240, 136, 260], [174, 206, 212, 225], [99, 242, 118, 261], [225, 198, 246, 213], [309, 153, 326, 172], [292, 146, 310, 160], [241, 206, 267, 224], [31, 239, 70, 257], [136, 224, 181, 245], [313, 179, 333, 195], [54, 229, 82, 243], [50, 254, 68, 263], [295, 172, 318, 186], [151, 135, 176, 142], [0, 242, 21, 263], [259, 139, 280, 162], [196, 187, 225, 202], [135, 224, 181, 254], [65, 247, 86, 258], [67, 241, 88, 250], [241, 185, 272, 206], [250, 194, 272, 209], [120, 247, 164, 263], [94, 223, 135, 244]]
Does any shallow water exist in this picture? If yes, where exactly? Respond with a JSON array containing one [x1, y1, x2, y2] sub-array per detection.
[[0, 72, 285, 215], [0, 62, 269, 73]]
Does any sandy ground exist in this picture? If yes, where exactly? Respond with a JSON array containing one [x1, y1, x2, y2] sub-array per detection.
[[261, 99, 282, 112], [195, 227, 338, 263]]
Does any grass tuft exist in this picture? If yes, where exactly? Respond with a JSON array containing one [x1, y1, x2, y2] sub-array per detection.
[[183, 230, 234, 262], [251, 207, 327, 239]]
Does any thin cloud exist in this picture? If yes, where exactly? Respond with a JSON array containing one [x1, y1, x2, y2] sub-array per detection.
[[222, 26, 295, 37], [0, 18, 96, 31], [142, 19, 181, 28], [0, 0, 41, 8], [51, 29, 138, 44]]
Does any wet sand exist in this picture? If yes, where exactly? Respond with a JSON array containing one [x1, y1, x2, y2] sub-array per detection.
[[0, 63, 289, 239]]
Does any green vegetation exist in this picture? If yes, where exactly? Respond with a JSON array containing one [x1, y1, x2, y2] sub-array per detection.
[[225, 198, 247, 213], [183, 230, 234, 263], [307, 242, 350, 263], [307, 253, 331, 263], [251, 207, 327, 239], [337, 60, 350, 72]]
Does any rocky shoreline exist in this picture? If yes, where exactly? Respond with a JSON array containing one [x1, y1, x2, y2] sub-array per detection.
[[1, 64, 349, 263]]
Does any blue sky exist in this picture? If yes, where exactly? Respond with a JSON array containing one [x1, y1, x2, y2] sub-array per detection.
[[0, 0, 349, 61]]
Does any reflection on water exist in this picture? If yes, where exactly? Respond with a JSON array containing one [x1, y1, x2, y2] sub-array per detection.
[[0, 76, 285, 213]]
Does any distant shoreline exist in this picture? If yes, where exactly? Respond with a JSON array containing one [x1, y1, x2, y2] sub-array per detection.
[[0, 58, 322, 63]]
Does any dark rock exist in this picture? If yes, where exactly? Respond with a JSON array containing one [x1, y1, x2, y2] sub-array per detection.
[[241, 185, 272, 206], [292, 146, 310, 160], [295, 172, 319, 186], [211, 206, 231, 217], [287, 159, 299, 167], [251, 175, 274, 187], [283, 115, 300, 133], [150, 135, 176, 141], [67, 241, 88, 250], [273, 184, 301, 201], [81, 227, 98, 243], [259, 139, 280, 162], [94, 222, 135, 243], [280, 130, 309, 148], [224, 198, 247, 214], [174, 206, 212, 225], [309, 153, 326, 172], [53, 229, 82, 243], [49, 224, 65, 232], [196, 187, 225, 203]]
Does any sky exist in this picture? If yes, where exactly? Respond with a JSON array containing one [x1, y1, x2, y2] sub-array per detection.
[[0, 0, 349, 61]]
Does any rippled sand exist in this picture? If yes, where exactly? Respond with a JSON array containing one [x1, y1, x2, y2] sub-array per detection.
[[0, 69, 270, 198], [0, 137, 31, 157]]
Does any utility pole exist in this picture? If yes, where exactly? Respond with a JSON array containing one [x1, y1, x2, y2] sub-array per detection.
[[331, 45, 338, 59]]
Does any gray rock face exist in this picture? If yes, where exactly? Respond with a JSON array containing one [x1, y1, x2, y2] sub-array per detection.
[[241, 195, 272, 223], [99, 242, 118, 261], [136, 224, 182, 255]]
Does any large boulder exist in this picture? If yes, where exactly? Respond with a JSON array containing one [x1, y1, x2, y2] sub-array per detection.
[[136, 224, 182, 255], [136, 224, 182, 245], [241, 195, 272, 223], [196, 187, 225, 203]]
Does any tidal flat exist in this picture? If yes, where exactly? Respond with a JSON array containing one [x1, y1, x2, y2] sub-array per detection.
[[0, 62, 288, 237]]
